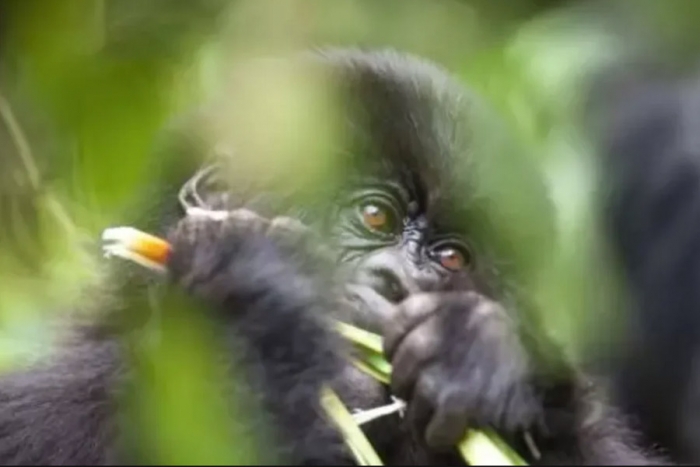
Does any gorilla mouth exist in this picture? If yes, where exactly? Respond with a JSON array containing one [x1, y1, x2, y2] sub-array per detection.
[[339, 284, 393, 334]]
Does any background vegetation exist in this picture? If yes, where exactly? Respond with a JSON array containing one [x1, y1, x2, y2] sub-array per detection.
[[0, 0, 696, 463]]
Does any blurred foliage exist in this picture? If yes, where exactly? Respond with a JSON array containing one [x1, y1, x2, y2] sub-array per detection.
[[0, 0, 695, 463]]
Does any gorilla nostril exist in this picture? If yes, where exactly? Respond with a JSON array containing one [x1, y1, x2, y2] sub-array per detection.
[[370, 268, 409, 304]]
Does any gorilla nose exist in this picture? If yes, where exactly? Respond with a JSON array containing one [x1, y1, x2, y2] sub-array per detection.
[[369, 267, 410, 304], [355, 250, 422, 304]]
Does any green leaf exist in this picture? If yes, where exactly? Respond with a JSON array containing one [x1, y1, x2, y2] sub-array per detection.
[[335, 321, 384, 355], [459, 429, 528, 466], [351, 357, 390, 386], [321, 386, 384, 466]]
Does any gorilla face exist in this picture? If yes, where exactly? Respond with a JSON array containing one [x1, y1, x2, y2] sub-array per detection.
[[331, 177, 484, 333], [182, 49, 505, 336]]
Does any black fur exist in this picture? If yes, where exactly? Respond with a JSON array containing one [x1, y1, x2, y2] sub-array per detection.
[[0, 48, 667, 465], [590, 64, 700, 464], [165, 216, 351, 465]]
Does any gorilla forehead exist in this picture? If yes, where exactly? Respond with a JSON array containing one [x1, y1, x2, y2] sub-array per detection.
[[192, 47, 553, 271], [316, 48, 473, 212], [308, 49, 555, 276]]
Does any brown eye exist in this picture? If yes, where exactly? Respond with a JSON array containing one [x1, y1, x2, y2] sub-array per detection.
[[361, 203, 390, 231], [435, 246, 469, 271]]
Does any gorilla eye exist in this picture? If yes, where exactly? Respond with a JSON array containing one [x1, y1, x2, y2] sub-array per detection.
[[432, 242, 472, 272], [360, 202, 395, 234]]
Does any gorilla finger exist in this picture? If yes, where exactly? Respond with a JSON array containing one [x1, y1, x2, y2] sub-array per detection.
[[267, 216, 311, 243], [225, 208, 271, 235], [383, 293, 441, 359], [425, 387, 472, 450], [405, 371, 440, 439], [167, 214, 225, 264], [390, 318, 442, 398]]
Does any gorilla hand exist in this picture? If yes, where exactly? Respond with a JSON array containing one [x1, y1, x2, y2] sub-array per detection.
[[165, 208, 333, 304], [383, 292, 541, 450]]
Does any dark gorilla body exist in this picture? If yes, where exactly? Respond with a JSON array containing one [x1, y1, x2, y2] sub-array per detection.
[[0, 48, 665, 464], [591, 65, 700, 464]]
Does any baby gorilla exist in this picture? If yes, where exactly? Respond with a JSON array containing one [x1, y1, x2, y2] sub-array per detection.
[[167, 205, 537, 465], [0, 48, 666, 465]]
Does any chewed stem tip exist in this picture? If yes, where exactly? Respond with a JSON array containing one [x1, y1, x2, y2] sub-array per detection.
[[102, 226, 171, 272]]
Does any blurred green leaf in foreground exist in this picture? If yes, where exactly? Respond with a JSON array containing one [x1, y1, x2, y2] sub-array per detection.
[[0, 0, 688, 464]]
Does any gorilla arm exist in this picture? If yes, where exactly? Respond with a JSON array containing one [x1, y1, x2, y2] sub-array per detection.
[[0, 208, 353, 465]]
